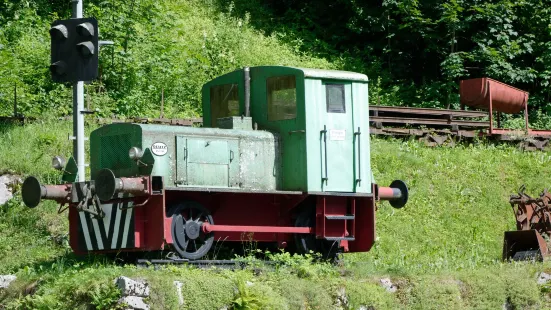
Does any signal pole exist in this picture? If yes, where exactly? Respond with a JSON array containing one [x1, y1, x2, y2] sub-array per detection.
[[50, 1, 106, 182], [72, 0, 85, 182]]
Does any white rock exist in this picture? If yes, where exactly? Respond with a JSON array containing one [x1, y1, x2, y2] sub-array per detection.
[[335, 287, 348, 309], [115, 276, 150, 297], [118, 296, 149, 310], [537, 272, 551, 285], [380, 277, 397, 293], [0, 275, 17, 289], [246, 281, 254, 287], [0, 175, 20, 205], [173, 281, 184, 306], [359, 306, 375, 310]]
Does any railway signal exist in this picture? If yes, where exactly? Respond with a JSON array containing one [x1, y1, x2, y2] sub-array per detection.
[[49, 17, 99, 83]]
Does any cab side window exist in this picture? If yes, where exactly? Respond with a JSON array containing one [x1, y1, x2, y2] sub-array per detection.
[[326, 84, 345, 113], [210, 84, 239, 126], [267, 76, 297, 121]]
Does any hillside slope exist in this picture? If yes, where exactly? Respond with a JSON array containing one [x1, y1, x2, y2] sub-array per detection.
[[1, 121, 551, 309], [2, 121, 550, 273], [356, 138, 551, 273], [0, 0, 334, 118]]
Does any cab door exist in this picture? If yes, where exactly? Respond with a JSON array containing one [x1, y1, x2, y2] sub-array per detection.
[[320, 82, 354, 192]]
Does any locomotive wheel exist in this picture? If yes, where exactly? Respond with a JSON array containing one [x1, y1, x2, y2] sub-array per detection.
[[169, 201, 214, 260], [294, 206, 341, 260]]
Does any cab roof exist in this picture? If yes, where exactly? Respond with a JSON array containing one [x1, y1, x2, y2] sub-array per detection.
[[289, 67, 368, 82], [205, 66, 369, 85]]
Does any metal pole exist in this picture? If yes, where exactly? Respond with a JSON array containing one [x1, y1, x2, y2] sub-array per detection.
[[72, 0, 85, 182], [160, 88, 164, 118], [13, 84, 17, 117]]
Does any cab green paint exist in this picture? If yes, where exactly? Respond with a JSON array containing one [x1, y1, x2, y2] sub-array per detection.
[[202, 66, 372, 193]]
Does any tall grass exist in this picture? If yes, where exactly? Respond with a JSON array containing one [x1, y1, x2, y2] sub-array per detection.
[[349, 137, 551, 273], [2, 121, 551, 308]]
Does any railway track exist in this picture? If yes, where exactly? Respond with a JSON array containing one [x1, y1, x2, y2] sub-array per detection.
[[136, 258, 253, 270], [2, 104, 550, 150]]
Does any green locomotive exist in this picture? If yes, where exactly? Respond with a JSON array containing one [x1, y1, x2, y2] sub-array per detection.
[[22, 66, 408, 259]]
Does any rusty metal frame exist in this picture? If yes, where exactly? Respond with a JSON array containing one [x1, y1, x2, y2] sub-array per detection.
[[202, 223, 312, 234]]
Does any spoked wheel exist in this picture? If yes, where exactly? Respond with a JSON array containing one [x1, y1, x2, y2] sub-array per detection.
[[294, 206, 341, 260], [169, 201, 214, 260]]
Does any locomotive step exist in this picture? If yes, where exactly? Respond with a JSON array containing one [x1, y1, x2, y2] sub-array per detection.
[[325, 236, 356, 241], [325, 215, 355, 220]]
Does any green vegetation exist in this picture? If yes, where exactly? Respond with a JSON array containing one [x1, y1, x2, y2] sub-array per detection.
[[0, 0, 333, 119], [350, 137, 551, 273], [2, 121, 551, 308], [225, 0, 551, 123], [3, 0, 551, 308], [5, 0, 551, 127]]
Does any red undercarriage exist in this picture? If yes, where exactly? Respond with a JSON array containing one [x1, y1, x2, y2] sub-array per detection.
[[69, 189, 376, 256]]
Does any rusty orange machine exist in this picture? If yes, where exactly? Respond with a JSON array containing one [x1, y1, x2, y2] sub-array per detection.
[[503, 185, 551, 261], [459, 77, 530, 135]]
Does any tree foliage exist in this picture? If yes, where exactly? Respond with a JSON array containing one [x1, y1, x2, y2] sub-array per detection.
[[227, 0, 551, 113]]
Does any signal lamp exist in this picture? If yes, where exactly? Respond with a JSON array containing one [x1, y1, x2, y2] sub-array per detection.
[[50, 61, 67, 76], [76, 22, 95, 37], [77, 42, 95, 57], [49, 24, 68, 40]]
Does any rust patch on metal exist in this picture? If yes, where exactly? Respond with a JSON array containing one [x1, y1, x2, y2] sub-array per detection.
[[504, 185, 551, 261]]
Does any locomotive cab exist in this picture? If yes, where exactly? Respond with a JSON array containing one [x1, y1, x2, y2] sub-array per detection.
[[202, 66, 374, 194]]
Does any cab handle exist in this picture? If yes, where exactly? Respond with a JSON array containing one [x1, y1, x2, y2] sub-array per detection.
[[320, 125, 328, 185], [354, 127, 361, 186]]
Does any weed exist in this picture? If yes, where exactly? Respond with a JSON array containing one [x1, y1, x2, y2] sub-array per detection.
[[89, 282, 124, 310], [231, 275, 265, 310]]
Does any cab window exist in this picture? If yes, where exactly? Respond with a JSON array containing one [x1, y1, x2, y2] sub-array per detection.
[[326, 84, 345, 113], [210, 84, 239, 126], [267, 76, 296, 121]]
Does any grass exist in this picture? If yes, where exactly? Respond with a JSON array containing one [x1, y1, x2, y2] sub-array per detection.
[[348, 137, 551, 274], [1, 255, 550, 309], [2, 120, 551, 308]]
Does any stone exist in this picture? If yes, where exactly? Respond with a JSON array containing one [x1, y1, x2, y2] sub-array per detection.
[[379, 277, 397, 293], [359, 306, 375, 310], [335, 287, 349, 309], [0, 275, 17, 289], [0, 175, 21, 205], [537, 272, 551, 285], [118, 296, 149, 310], [115, 276, 150, 297], [173, 281, 184, 306]]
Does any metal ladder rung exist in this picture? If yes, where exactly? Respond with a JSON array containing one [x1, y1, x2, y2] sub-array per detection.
[[325, 236, 355, 241], [325, 214, 355, 220]]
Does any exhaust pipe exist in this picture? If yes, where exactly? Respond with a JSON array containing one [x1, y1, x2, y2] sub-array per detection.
[[377, 180, 409, 209], [21, 176, 71, 208]]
